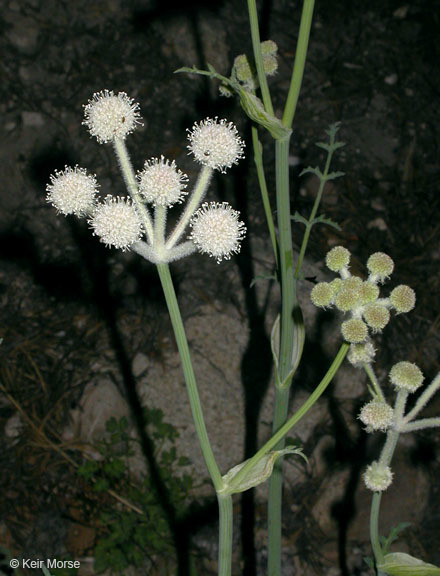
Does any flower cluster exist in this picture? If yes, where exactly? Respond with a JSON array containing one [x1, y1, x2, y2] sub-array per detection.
[[46, 92, 246, 262], [310, 247, 416, 362]]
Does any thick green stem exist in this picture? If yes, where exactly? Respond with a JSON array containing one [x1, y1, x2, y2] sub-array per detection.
[[155, 263, 223, 492], [282, 0, 315, 129], [268, 136, 294, 576], [217, 493, 233, 576]]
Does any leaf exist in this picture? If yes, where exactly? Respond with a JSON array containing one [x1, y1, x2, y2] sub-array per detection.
[[325, 170, 345, 181], [299, 165, 323, 178], [381, 522, 412, 555], [378, 553, 440, 575], [312, 214, 341, 231], [291, 211, 309, 226], [238, 89, 291, 140], [270, 304, 305, 389], [219, 446, 307, 495]]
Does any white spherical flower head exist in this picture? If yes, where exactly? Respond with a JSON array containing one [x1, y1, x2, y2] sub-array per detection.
[[138, 156, 188, 207], [187, 118, 245, 172], [359, 400, 394, 432], [83, 90, 142, 144], [89, 195, 143, 251], [46, 165, 98, 216], [364, 462, 393, 492], [189, 202, 246, 263]]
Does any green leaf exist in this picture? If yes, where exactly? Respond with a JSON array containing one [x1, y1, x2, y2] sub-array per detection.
[[381, 522, 412, 555], [238, 90, 291, 140], [378, 553, 440, 575], [299, 165, 323, 178], [291, 211, 309, 226], [270, 305, 305, 389], [325, 170, 345, 181], [312, 214, 341, 231], [219, 446, 307, 495]]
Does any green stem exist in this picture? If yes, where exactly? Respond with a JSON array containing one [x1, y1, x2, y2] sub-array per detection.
[[268, 135, 294, 576], [251, 125, 278, 268], [217, 493, 233, 576], [370, 393, 403, 572], [230, 343, 349, 490], [155, 262, 223, 492], [282, 0, 315, 129], [363, 363, 385, 401], [113, 137, 154, 244], [247, 0, 274, 115], [165, 165, 213, 249], [370, 492, 384, 566]]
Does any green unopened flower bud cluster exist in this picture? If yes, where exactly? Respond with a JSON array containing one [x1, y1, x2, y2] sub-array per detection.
[[227, 40, 279, 94], [311, 247, 416, 354]]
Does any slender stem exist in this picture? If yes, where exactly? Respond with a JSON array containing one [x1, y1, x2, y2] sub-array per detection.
[[400, 417, 440, 433], [294, 143, 334, 279], [217, 493, 233, 576], [251, 125, 278, 268], [282, 0, 315, 128], [155, 263, 223, 491], [230, 343, 349, 490], [113, 138, 154, 244], [247, 0, 274, 115], [154, 205, 167, 247], [363, 363, 385, 401], [403, 372, 440, 423], [166, 165, 213, 249], [370, 492, 384, 565]]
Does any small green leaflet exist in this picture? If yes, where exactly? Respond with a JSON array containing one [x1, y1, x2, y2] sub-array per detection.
[[291, 211, 341, 231]]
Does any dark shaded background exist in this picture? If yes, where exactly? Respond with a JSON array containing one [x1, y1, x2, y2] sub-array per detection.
[[1, 0, 439, 574]]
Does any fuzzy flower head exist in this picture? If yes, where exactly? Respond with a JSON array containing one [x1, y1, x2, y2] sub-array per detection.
[[367, 252, 394, 283], [390, 285, 416, 314], [46, 165, 98, 216], [347, 341, 376, 367], [359, 400, 394, 432], [187, 118, 245, 172], [89, 195, 143, 251], [389, 361, 424, 392], [364, 462, 393, 492], [83, 90, 142, 144], [138, 156, 188, 207], [189, 202, 246, 263]]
